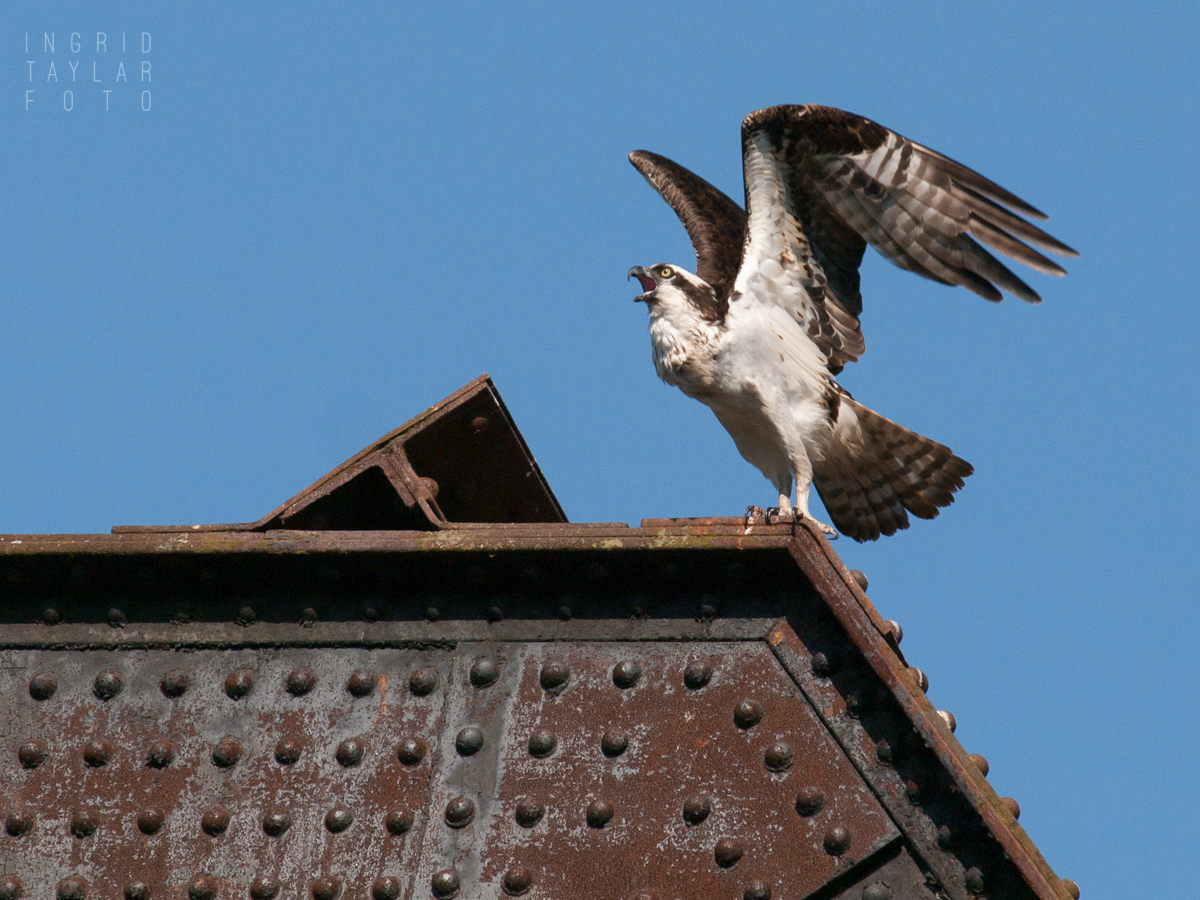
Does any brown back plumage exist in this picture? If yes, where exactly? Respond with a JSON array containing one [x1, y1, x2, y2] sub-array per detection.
[[813, 395, 974, 542]]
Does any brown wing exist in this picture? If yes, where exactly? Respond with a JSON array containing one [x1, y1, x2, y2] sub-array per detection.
[[739, 104, 1077, 362], [629, 150, 747, 304]]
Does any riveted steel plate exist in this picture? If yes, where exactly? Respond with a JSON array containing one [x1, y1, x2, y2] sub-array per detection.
[[1, 641, 897, 900]]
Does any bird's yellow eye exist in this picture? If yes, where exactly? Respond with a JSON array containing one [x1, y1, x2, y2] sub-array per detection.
[[659, 266, 673, 278]]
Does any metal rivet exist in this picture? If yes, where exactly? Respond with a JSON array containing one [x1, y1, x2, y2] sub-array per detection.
[[93, 670, 124, 701], [0, 877, 22, 900], [42, 607, 61, 625], [201, 807, 231, 837], [612, 661, 642, 689], [212, 737, 243, 768], [262, 812, 292, 837], [311, 879, 340, 900], [456, 726, 484, 756], [336, 738, 365, 767], [250, 878, 280, 900], [684, 661, 712, 689], [18, 739, 48, 769], [540, 661, 570, 692], [431, 870, 460, 900], [56, 878, 87, 900], [424, 607, 442, 622], [485, 605, 503, 623], [630, 604, 646, 619], [274, 739, 301, 765], [160, 670, 190, 698], [558, 605, 572, 621], [862, 883, 892, 900], [28, 672, 57, 700], [811, 652, 831, 677], [823, 826, 851, 856], [470, 658, 499, 688], [601, 731, 629, 758], [285, 668, 316, 696], [936, 825, 952, 848], [884, 620, 902, 644], [1062, 879, 1080, 899], [260, 816, 290, 844], [224, 670, 254, 700], [83, 739, 113, 767], [938, 710, 957, 733], [698, 603, 718, 621], [444, 797, 475, 829], [969, 753, 990, 776], [371, 878, 401, 900], [733, 700, 763, 729], [137, 809, 165, 835], [845, 693, 863, 718], [146, 741, 175, 769], [682, 796, 711, 826], [586, 799, 614, 829], [235, 606, 257, 626], [528, 729, 557, 758], [397, 738, 427, 766], [107, 608, 127, 629], [908, 667, 928, 692], [125, 886, 150, 900], [905, 780, 921, 802], [347, 669, 378, 697], [875, 740, 894, 765], [795, 787, 825, 817], [744, 881, 771, 900], [189, 876, 219, 900], [1001, 797, 1021, 820], [70, 812, 98, 839], [964, 867, 985, 895], [515, 799, 544, 827], [765, 741, 793, 772], [363, 606, 380, 622], [410, 668, 438, 696], [384, 810, 414, 835], [714, 837, 744, 868], [5, 812, 33, 836], [501, 869, 532, 897], [849, 569, 869, 591], [300, 607, 318, 625], [324, 807, 353, 833]]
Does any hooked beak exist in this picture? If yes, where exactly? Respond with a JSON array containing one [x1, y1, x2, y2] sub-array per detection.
[[628, 266, 656, 302]]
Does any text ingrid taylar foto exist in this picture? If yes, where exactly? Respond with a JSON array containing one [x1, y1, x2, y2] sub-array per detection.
[[23, 31, 153, 112]]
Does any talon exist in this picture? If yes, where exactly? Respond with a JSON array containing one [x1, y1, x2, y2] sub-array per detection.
[[743, 505, 765, 527], [764, 507, 795, 526], [800, 514, 839, 539]]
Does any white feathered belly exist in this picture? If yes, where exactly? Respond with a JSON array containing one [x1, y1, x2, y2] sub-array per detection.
[[650, 303, 836, 482]]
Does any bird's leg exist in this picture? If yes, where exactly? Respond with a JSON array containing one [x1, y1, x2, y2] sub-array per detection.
[[794, 471, 838, 539]]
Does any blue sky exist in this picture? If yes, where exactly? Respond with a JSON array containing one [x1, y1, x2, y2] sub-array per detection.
[[3, 2, 1197, 895]]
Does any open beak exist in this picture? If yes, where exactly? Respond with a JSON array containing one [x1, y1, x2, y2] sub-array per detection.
[[628, 266, 656, 302]]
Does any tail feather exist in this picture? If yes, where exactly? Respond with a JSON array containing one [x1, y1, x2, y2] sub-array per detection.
[[814, 396, 974, 542]]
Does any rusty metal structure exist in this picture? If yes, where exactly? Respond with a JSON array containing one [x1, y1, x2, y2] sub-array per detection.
[[0, 376, 1078, 900]]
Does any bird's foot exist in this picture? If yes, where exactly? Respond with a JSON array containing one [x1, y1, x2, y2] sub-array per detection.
[[764, 507, 795, 526], [802, 514, 839, 539], [743, 505, 766, 527]]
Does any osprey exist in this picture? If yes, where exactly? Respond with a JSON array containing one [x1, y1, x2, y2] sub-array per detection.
[[629, 104, 1075, 541]]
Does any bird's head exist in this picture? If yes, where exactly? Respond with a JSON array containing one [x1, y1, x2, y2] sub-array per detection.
[[628, 264, 723, 322]]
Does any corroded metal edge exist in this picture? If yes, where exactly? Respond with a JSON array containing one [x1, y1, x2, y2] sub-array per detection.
[[782, 523, 1072, 900], [0, 618, 777, 650]]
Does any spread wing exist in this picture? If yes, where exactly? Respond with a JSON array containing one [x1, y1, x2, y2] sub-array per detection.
[[629, 150, 747, 306], [737, 104, 1078, 369]]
